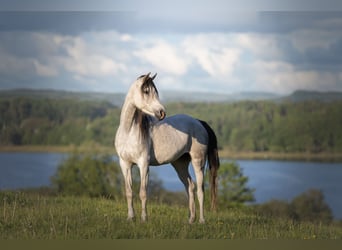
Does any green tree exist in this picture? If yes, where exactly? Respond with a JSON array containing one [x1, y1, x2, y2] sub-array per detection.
[[290, 189, 333, 224], [217, 162, 255, 207], [51, 152, 123, 198], [51, 152, 167, 200]]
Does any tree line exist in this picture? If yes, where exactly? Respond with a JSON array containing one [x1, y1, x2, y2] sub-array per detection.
[[166, 100, 342, 153], [1, 97, 342, 154]]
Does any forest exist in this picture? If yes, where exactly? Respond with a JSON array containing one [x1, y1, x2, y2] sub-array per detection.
[[1, 96, 342, 155]]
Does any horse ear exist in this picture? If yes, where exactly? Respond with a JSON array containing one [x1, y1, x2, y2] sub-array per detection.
[[142, 72, 151, 83], [151, 73, 157, 80]]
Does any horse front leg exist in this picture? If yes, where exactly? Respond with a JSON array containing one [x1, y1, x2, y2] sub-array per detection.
[[138, 163, 149, 222], [119, 159, 134, 220]]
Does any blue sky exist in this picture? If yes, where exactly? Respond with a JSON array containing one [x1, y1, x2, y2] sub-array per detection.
[[1, 1, 342, 94]]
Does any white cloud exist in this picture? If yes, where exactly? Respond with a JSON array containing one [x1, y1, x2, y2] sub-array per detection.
[[186, 46, 240, 77], [49, 32, 129, 79], [183, 33, 241, 77], [0, 24, 341, 94], [134, 40, 189, 75], [33, 60, 58, 77], [251, 60, 339, 93], [120, 34, 133, 42], [60, 50, 126, 77], [234, 33, 283, 59]]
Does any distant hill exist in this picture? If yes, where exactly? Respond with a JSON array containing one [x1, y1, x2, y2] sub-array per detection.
[[282, 90, 342, 102], [163, 90, 342, 103], [160, 91, 280, 103], [1, 88, 342, 105], [0, 88, 280, 105], [0, 89, 125, 107]]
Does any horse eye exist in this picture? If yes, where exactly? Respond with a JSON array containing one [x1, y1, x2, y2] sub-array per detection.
[[143, 88, 150, 95]]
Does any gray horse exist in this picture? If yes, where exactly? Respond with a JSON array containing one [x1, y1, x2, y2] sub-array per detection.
[[115, 73, 220, 223]]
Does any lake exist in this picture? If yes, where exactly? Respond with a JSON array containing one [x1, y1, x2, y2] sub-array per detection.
[[0, 152, 341, 219]]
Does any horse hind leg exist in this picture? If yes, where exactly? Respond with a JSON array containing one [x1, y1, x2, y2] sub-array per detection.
[[171, 154, 196, 224], [191, 156, 206, 224]]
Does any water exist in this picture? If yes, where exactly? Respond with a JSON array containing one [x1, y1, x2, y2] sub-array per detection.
[[0, 152, 341, 219], [0, 152, 67, 189]]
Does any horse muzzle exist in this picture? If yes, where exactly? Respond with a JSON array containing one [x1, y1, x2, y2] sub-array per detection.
[[157, 109, 166, 120]]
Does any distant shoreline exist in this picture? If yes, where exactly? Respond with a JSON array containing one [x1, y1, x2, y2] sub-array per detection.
[[219, 149, 342, 162], [1, 145, 342, 162], [0, 145, 114, 154]]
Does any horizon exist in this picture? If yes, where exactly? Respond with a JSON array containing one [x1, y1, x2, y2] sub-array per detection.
[[2, 86, 342, 96]]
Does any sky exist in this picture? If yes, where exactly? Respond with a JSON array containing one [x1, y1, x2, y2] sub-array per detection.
[[1, 1, 342, 94]]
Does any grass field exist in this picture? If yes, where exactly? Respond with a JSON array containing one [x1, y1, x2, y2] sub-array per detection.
[[1, 191, 341, 239]]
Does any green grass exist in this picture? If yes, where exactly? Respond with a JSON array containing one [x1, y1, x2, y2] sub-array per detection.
[[0, 192, 341, 239]]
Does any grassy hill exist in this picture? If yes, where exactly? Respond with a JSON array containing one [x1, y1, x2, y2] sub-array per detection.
[[0, 191, 341, 239]]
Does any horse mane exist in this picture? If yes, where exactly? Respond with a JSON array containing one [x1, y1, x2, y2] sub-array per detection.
[[133, 109, 150, 140], [130, 74, 159, 140]]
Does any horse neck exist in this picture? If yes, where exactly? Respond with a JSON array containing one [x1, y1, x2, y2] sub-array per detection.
[[119, 89, 152, 145], [119, 95, 137, 134]]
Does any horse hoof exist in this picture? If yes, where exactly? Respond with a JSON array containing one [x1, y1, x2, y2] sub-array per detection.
[[127, 216, 135, 222], [199, 219, 205, 224]]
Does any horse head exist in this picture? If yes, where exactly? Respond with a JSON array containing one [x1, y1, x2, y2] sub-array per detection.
[[132, 72, 166, 120]]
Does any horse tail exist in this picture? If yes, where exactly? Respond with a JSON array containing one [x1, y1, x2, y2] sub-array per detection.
[[198, 120, 220, 211]]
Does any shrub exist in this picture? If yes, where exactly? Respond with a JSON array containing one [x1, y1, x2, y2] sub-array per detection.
[[51, 152, 123, 198], [256, 199, 292, 219], [217, 162, 255, 208], [290, 189, 333, 224], [256, 189, 333, 224]]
